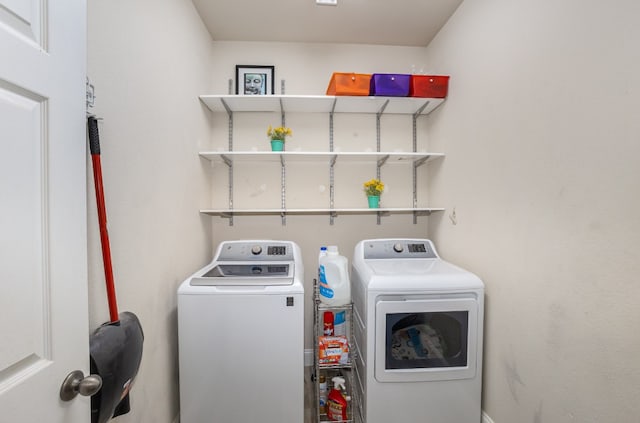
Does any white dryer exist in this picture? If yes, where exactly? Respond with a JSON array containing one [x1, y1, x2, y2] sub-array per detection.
[[178, 240, 304, 423], [351, 239, 484, 423]]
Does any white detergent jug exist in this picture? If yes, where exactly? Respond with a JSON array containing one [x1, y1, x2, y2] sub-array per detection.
[[319, 246, 351, 306]]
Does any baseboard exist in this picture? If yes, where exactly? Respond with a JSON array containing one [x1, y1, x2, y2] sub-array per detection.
[[482, 411, 495, 423], [304, 348, 314, 366]]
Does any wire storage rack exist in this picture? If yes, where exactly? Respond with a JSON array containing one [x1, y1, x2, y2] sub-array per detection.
[[313, 278, 358, 423]]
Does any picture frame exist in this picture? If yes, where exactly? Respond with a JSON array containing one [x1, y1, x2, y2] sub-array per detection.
[[236, 65, 275, 95]]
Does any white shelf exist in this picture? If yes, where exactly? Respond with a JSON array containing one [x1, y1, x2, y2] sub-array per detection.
[[200, 207, 445, 218], [199, 151, 444, 165], [199, 94, 445, 115], [199, 94, 446, 224]]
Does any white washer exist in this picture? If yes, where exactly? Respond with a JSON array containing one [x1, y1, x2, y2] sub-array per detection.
[[178, 240, 304, 423], [351, 239, 484, 423]]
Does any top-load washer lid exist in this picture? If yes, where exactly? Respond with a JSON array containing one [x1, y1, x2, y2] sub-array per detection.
[[190, 262, 295, 286]]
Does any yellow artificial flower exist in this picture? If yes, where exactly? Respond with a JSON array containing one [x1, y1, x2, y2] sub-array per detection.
[[267, 125, 293, 141], [363, 178, 384, 196]]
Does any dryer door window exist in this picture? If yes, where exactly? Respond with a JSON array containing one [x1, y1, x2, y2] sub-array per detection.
[[375, 296, 479, 382], [386, 310, 468, 369]]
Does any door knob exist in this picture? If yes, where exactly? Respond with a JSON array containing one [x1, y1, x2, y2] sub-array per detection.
[[59, 370, 102, 401]]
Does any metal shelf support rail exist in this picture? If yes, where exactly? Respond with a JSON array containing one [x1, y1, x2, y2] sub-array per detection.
[[220, 97, 234, 226], [329, 98, 337, 225], [375, 100, 389, 225], [280, 97, 287, 225], [412, 101, 431, 224]]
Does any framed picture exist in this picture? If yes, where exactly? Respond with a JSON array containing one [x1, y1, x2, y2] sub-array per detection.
[[236, 65, 275, 95]]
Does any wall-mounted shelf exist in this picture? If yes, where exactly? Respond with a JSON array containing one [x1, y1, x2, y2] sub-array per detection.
[[199, 151, 444, 165], [199, 94, 444, 115], [200, 207, 444, 217], [198, 94, 446, 225]]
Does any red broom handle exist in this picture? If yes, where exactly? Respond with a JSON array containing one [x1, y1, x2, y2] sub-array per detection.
[[88, 117, 119, 323]]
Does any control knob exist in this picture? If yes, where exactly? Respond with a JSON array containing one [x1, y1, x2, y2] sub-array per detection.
[[393, 243, 404, 253], [251, 245, 262, 255]]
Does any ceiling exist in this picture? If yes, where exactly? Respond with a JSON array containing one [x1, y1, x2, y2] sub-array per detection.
[[192, 0, 463, 47]]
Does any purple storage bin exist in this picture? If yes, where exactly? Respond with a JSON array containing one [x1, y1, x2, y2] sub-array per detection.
[[370, 73, 411, 97]]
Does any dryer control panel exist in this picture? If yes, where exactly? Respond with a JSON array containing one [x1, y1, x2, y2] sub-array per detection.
[[363, 239, 438, 259]]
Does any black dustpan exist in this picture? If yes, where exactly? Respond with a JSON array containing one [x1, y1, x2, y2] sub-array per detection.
[[90, 312, 144, 423], [87, 116, 144, 423]]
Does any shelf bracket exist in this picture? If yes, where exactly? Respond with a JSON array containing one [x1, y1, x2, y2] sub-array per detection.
[[377, 155, 389, 168], [413, 156, 429, 168], [220, 154, 232, 168], [414, 209, 432, 217], [376, 99, 390, 117], [413, 100, 431, 119]]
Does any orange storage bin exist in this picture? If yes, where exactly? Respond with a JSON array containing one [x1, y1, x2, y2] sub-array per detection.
[[326, 72, 372, 96], [409, 75, 450, 98]]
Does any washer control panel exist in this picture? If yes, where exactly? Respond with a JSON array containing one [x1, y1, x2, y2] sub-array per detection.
[[216, 241, 293, 261], [363, 239, 438, 259]]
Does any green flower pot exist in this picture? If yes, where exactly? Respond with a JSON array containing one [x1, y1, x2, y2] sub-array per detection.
[[270, 139, 284, 151], [367, 195, 380, 208]]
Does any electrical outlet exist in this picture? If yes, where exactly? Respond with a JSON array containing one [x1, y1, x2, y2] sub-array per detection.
[[316, 0, 337, 6]]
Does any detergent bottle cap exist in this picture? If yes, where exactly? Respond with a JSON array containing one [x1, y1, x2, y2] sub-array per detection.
[[319, 246, 328, 260], [327, 245, 339, 255], [332, 376, 345, 390]]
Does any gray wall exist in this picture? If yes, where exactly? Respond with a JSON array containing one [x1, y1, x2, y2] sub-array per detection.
[[425, 0, 640, 421], [87, 1, 214, 421]]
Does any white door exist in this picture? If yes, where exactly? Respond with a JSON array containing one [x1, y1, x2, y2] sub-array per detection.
[[0, 1, 90, 422]]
